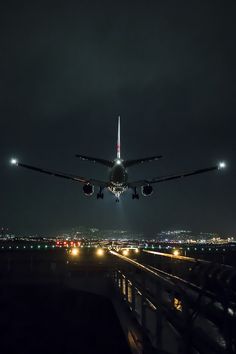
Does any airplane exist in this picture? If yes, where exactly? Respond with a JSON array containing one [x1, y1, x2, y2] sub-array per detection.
[[10, 117, 226, 202]]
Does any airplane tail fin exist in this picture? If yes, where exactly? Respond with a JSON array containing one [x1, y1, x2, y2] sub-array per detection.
[[117, 116, 121, 159]]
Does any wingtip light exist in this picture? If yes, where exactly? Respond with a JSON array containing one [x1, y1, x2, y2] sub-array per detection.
[[218, 161, 226, 170], [10, 158, 18, 165]]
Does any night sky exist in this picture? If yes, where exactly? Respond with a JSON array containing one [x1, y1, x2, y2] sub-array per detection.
[[0, 0, 235, 236]]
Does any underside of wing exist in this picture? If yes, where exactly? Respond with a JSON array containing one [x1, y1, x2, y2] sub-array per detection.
[[128, 165, 220, 187], [13, 162, 108, 187], [75, 154, 113, 167], [124, 155, 163, 168]]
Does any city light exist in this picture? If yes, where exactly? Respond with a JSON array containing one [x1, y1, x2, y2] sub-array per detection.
[[134, 248, 139, 254], [122, 249, 129, 256]]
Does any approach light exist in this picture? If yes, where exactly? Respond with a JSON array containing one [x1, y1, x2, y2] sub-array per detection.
[[218, 161, 226, 169], [173, 249, 180, 257], [10, 158, 18, 165], [71, 248, 79, 256], [96, 248, 104, 257]]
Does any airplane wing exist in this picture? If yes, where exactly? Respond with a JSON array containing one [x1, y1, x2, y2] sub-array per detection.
[[12, 161, 108, 187], [128, 165, 220, 187], [75, 154, 113, 167], [124, 155, 163, 168]]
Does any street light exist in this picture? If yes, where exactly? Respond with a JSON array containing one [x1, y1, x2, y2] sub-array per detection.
[[173, 249, 180, 257]]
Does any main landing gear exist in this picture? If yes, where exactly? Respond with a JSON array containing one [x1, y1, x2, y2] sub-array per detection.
[[97, 187, 104, 199], [132, 187, 139, 200]]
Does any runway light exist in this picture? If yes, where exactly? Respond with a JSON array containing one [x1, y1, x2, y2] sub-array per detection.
[[96, 248, 104, 257], [218, 161, 226, 169], [10, 158, 18, 165], [71, 248, 79, 256], [122, 249, 129, 256], [173, 249, 180, 257]]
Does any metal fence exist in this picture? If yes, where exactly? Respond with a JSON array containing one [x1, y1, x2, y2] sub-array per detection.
[[110, 251, 236, 354]]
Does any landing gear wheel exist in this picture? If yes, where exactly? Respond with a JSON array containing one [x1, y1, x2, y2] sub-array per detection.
[[116, 198, 119, 203], [132, 187, 139, 200], [97, 193, 104, 199]]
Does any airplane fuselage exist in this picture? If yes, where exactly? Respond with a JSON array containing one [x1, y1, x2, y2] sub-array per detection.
[[108, 159, 128, 198]]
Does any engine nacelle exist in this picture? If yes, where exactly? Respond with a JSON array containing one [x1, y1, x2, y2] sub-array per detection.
[[83, 184, 94, 196], [141, 185, 153, 196]]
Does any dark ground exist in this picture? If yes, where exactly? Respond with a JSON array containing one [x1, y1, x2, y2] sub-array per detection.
[[0, 249, 131, 354], [1, 246, 235, 354], [0, 282, 131, 354]]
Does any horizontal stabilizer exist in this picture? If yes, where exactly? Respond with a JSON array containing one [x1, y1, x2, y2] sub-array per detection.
[[124, 155, 163, 168], [75, 154, 113, 167]]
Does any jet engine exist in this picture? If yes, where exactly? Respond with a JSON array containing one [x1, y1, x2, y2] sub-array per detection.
[[83, 184, 94, 196], [141, 185, 153, 196]]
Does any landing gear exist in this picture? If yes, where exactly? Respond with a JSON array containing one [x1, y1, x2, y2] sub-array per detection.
[[132, 187, 139, 200], [97, 187, 104, 199], [116, 198, 120, 203]]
